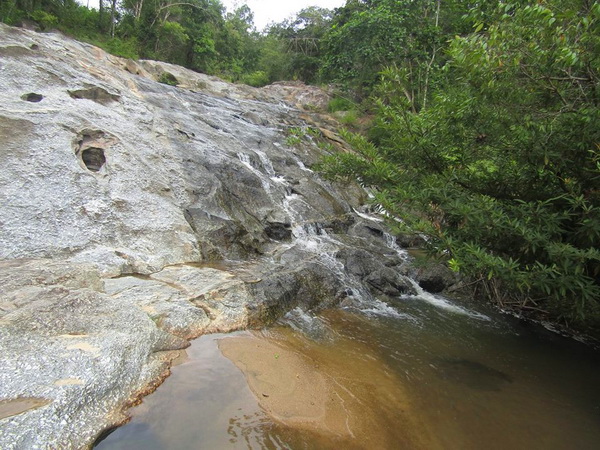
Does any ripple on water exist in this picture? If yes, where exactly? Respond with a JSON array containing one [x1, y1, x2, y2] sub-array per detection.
[[96, 305, 600, 450]]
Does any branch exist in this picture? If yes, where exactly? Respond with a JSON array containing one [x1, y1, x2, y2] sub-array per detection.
[[151, 2, 205, 28], [519, 67, 572, 108], [156, 2, 203, 13]]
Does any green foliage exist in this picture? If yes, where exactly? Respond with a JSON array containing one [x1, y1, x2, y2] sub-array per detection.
[[99, 37, 139, 59], [30, 9, 57, 30], [264, 6, 334, 84], [322, 0, 600, 333], [0, 1, 25, 25], [339, 110, 359, 127], [240, 70, 269, 87], [320, 0, 443, 96], [285, 126, 327, 147], [285, 135, 302, 147], [158, 72, 178, 86], [253, 34, 290, 82], [319, 0, 499, 100], [306, 127, 321, 138], [154, 20, 189, 65], [285, 127, 304, 147], [328, 96, 355, 113]]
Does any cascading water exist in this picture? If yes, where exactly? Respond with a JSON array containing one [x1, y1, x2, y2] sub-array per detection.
[[236, 152, 272, 192], [236, 136, 484, 324], [403, 278, 491, 320], [235, 139, 381, 313]]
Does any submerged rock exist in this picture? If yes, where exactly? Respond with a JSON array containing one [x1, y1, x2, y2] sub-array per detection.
[[433, 358, 513, 391]]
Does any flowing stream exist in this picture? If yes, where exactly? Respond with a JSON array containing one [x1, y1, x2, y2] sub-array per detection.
[[96, 286, 600, 449], [95, 136, 600, 449]]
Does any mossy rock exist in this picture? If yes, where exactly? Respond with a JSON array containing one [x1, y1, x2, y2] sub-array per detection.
[[158, 72, 178, 86]]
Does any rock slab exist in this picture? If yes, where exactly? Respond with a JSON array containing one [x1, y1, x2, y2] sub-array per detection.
[[0, 24, 417, 448]]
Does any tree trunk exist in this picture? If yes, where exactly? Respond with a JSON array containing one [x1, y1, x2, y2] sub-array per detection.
[[422, 0, 441, 110], [99, 0, 104, 32], [134, 0, 144, 20], [110, 0, 117, 38]]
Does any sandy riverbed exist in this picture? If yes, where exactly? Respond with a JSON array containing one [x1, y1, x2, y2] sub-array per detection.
[[219, 323, 439, 449]]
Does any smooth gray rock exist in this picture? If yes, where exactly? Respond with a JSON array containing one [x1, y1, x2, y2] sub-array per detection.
[[414, 263, 459, 294], [0, 24, 358, 269], [0, 260, 182, 449], [0, 24, 418, 449]]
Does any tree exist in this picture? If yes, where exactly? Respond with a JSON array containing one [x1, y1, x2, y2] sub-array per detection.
[[320, 0, 443, 97], [109, 0, 117, 37], [322, 0, 600, 333], [320, 0, 499, 99], [265, 6, 334, 83]]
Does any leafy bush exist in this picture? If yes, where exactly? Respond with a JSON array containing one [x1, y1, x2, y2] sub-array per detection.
[[321, 1, 600, 334], [285, 127, 305, 146], [240, 70, 270, 87], [327, 96, 355, 112], [0, 1, 25, 25], [30, 10, 58, 30], [99, 38, 139, 60], [339, 110, 359, 127]]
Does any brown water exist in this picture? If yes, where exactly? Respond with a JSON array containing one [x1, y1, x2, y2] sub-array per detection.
[[96, 295, 600, 450]]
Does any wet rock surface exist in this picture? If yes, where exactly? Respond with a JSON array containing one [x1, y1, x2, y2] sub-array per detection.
[[0, 24, 429, 448], [414, 263, 459, 294]]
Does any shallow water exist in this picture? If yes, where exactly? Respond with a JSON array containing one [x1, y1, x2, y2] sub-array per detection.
[[97, 293, 600, 450]]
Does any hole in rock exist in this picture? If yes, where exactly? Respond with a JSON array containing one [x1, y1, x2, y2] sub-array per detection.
[[21, 93, 43, 102], [68, 87, 119, 104], [81, 147, 106, 172]]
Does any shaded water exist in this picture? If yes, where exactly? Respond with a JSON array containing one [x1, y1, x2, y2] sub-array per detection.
[[97, 294, 600, 449]]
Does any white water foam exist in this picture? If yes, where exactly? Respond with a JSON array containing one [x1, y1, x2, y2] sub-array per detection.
[[270, 175, 287, 184], [353, 208, 384, 223], [237, 152, 272, 192], [405, 279, 490, 321], [254, 148, 276, 176], [356, 299, 419, 322], [296, 161, 313, 172]]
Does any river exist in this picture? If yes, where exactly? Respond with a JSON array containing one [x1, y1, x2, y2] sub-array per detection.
[[96, 287, 600, 449]]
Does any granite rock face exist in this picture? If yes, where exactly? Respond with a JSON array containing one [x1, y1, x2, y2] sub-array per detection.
[[0, 25, 352, 271], [0, 24, 415, 448]]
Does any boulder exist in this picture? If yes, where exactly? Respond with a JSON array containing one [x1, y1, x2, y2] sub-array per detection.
[[414, 263, 459, 293], [336, 248, 414, 297]]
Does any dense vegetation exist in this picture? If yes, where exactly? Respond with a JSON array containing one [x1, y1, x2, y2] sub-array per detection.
[[0, 0, 336, 85], [320, 0, 600, 335], [2, 0, 599, 335]]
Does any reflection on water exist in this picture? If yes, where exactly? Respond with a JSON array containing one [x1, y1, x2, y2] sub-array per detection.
[[433, 357, 513, 391], [97, 293, 600, 450], [95, 333, 274, 449]]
